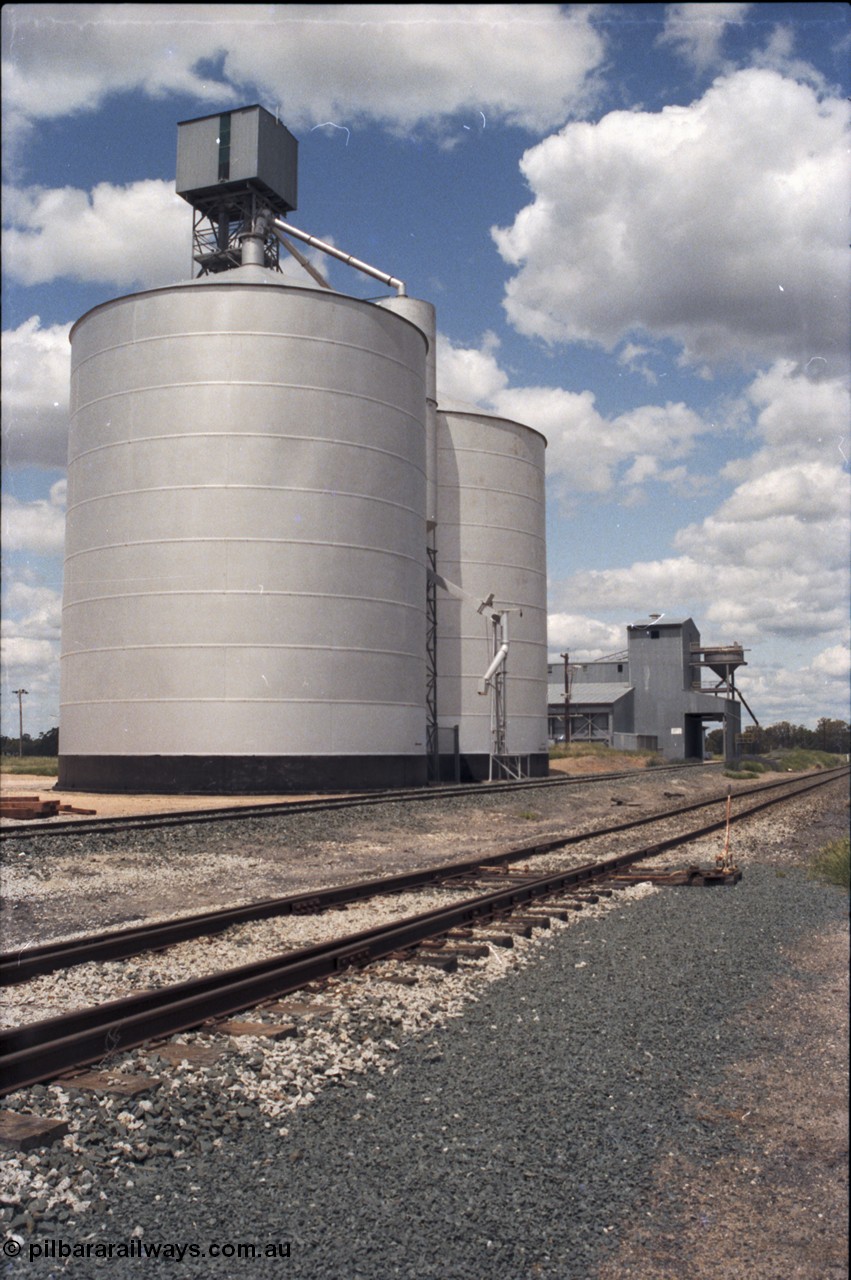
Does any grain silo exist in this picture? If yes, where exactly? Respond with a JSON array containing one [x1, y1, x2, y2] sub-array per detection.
[[58, 105, 548, 793], [434, 405, 549, 780]]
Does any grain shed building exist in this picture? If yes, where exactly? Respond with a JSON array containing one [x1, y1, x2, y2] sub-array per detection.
[[548, 616, 746, 762]]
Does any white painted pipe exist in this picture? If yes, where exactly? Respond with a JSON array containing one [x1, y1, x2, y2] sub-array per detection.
[[270, 217, 406, 295]]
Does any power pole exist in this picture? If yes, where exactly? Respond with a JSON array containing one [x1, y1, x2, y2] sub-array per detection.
[[13, 688, 28, 757], [560, 653, 570, 744]]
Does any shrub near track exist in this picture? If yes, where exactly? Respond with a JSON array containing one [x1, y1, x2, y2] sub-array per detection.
[[809, 835, 850, 890]]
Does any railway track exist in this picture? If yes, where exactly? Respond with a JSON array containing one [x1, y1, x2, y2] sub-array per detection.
[[1, 767, 844, 1095], [0, 760, 721, 839], [1, 765, 844, 986]]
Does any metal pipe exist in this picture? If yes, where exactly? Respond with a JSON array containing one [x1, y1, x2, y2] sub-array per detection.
[[479, 613, 510, 695], [240, 233, 266, 267], [479, 641, 509, 694], [275, 233, 332, 289], [270, 217, 406, 295]]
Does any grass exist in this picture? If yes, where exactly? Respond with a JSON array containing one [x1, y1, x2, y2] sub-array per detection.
[[809, 836, 850, 890], [724, 760, 768, 779], [725, 748, 845, 778], [549, 742, 651, 761], [775, 748, 843, 771], [549, 742, 661, 769], [0, 756, 59, 777]]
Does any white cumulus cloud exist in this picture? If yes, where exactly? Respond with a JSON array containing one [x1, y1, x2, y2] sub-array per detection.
[[2, 5, 606, 140], [2, 179, 190, 288], [658, 3, 753, 71], [546, 613, 625, 658], [1, 481, 67, 554], [0, 580, 62, 640], [492, 69, 850, 371], [1, 318, 71, 467], [434, 333, 712, 504], [436, 331, 508, 406], [552, 363, 851, 650], [811, 644, 851, 680]]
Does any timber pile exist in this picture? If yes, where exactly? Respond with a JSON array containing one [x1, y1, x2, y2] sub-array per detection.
[[0, 795, 97, 820]]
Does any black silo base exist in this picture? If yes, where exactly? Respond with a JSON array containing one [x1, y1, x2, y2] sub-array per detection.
[[436, 752, 551, 784], [57, 754, 429, 795]]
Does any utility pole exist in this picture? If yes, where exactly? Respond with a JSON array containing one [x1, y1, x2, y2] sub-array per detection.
[[560, 653, 570, 744], [13, 688, 28, 757]]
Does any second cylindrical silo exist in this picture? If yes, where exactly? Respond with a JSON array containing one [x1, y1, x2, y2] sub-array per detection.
[[59, 268, 428, 792], [435, 404, 549, 779]]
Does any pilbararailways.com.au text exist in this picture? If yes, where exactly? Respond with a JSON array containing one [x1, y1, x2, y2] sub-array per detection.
[[11, 1237, 291, 1263]]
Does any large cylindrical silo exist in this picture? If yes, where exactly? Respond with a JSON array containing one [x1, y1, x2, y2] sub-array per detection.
[[374, 297, 437, 528], [435, 405, 548, 779], [59, 267, 428, 792]]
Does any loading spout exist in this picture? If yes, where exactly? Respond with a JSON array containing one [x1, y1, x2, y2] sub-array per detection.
[[479, 640, 509, 695], [270, 216, 406, 295], [427, 567, 498, 621]]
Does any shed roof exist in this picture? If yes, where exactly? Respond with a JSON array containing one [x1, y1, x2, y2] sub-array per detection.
[[628, 617, 691, 630], [548, 682, 633, 706]]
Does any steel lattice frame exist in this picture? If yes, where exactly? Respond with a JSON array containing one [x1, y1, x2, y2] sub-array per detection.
[[190, 194, 281, 276], [426, 541, 438, 780]]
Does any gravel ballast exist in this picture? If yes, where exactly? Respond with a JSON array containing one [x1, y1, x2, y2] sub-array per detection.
[[0, 767, 823, 951], [2, 784, 847, 1278]]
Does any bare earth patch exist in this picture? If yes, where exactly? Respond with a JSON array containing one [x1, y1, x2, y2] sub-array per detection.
[[0, 772, 339, 819]]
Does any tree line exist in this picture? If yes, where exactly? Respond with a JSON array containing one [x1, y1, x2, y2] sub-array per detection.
[[705, 718, 850, 756], [0, 727, 59, 756]]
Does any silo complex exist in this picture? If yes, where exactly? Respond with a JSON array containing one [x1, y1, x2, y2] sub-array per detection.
[[58, 106, 549, 792], [60, 269, 429, 791], [435, 407, 549, 779]]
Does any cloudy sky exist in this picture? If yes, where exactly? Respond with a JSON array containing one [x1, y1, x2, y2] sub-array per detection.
[[2, 2, 849, 739]]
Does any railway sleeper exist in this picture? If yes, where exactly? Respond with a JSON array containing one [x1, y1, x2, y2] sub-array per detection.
[[390, 949, 459, 973], [215, 1019, 299, 1041], [602, 865, 742, 887], [478, 921, 535, 938], [522, 906, 579, 922], [495, 913, 552, 930], [417, 940, 492, 960], [469, 931, 515, 948]]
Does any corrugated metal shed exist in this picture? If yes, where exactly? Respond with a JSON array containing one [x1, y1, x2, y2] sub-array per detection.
[[547, 682, 633, 705]]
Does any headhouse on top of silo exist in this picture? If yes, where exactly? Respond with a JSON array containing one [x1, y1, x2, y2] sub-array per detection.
[[176, 104, 298, 216]]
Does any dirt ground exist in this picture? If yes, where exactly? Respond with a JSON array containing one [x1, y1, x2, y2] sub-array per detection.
[[0, 772, 343, 820], [1, 753, 650, 821]]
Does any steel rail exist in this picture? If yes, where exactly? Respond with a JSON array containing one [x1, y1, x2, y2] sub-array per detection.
[[0, 761, 722, 841], [0, 840, 711, 1094], [1, 767, 846, 1094], [1, 767, 845, 986]]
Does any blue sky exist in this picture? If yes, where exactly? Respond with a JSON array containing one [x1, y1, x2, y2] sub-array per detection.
[[2, 2, 849, 738]]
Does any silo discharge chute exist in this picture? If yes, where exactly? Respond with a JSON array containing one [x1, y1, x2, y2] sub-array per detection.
[[690, 644, 759, 727]]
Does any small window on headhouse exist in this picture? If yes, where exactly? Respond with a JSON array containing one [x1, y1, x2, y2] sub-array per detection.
[[617, 663, 623, 672], [649, 630, 660, 639]]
